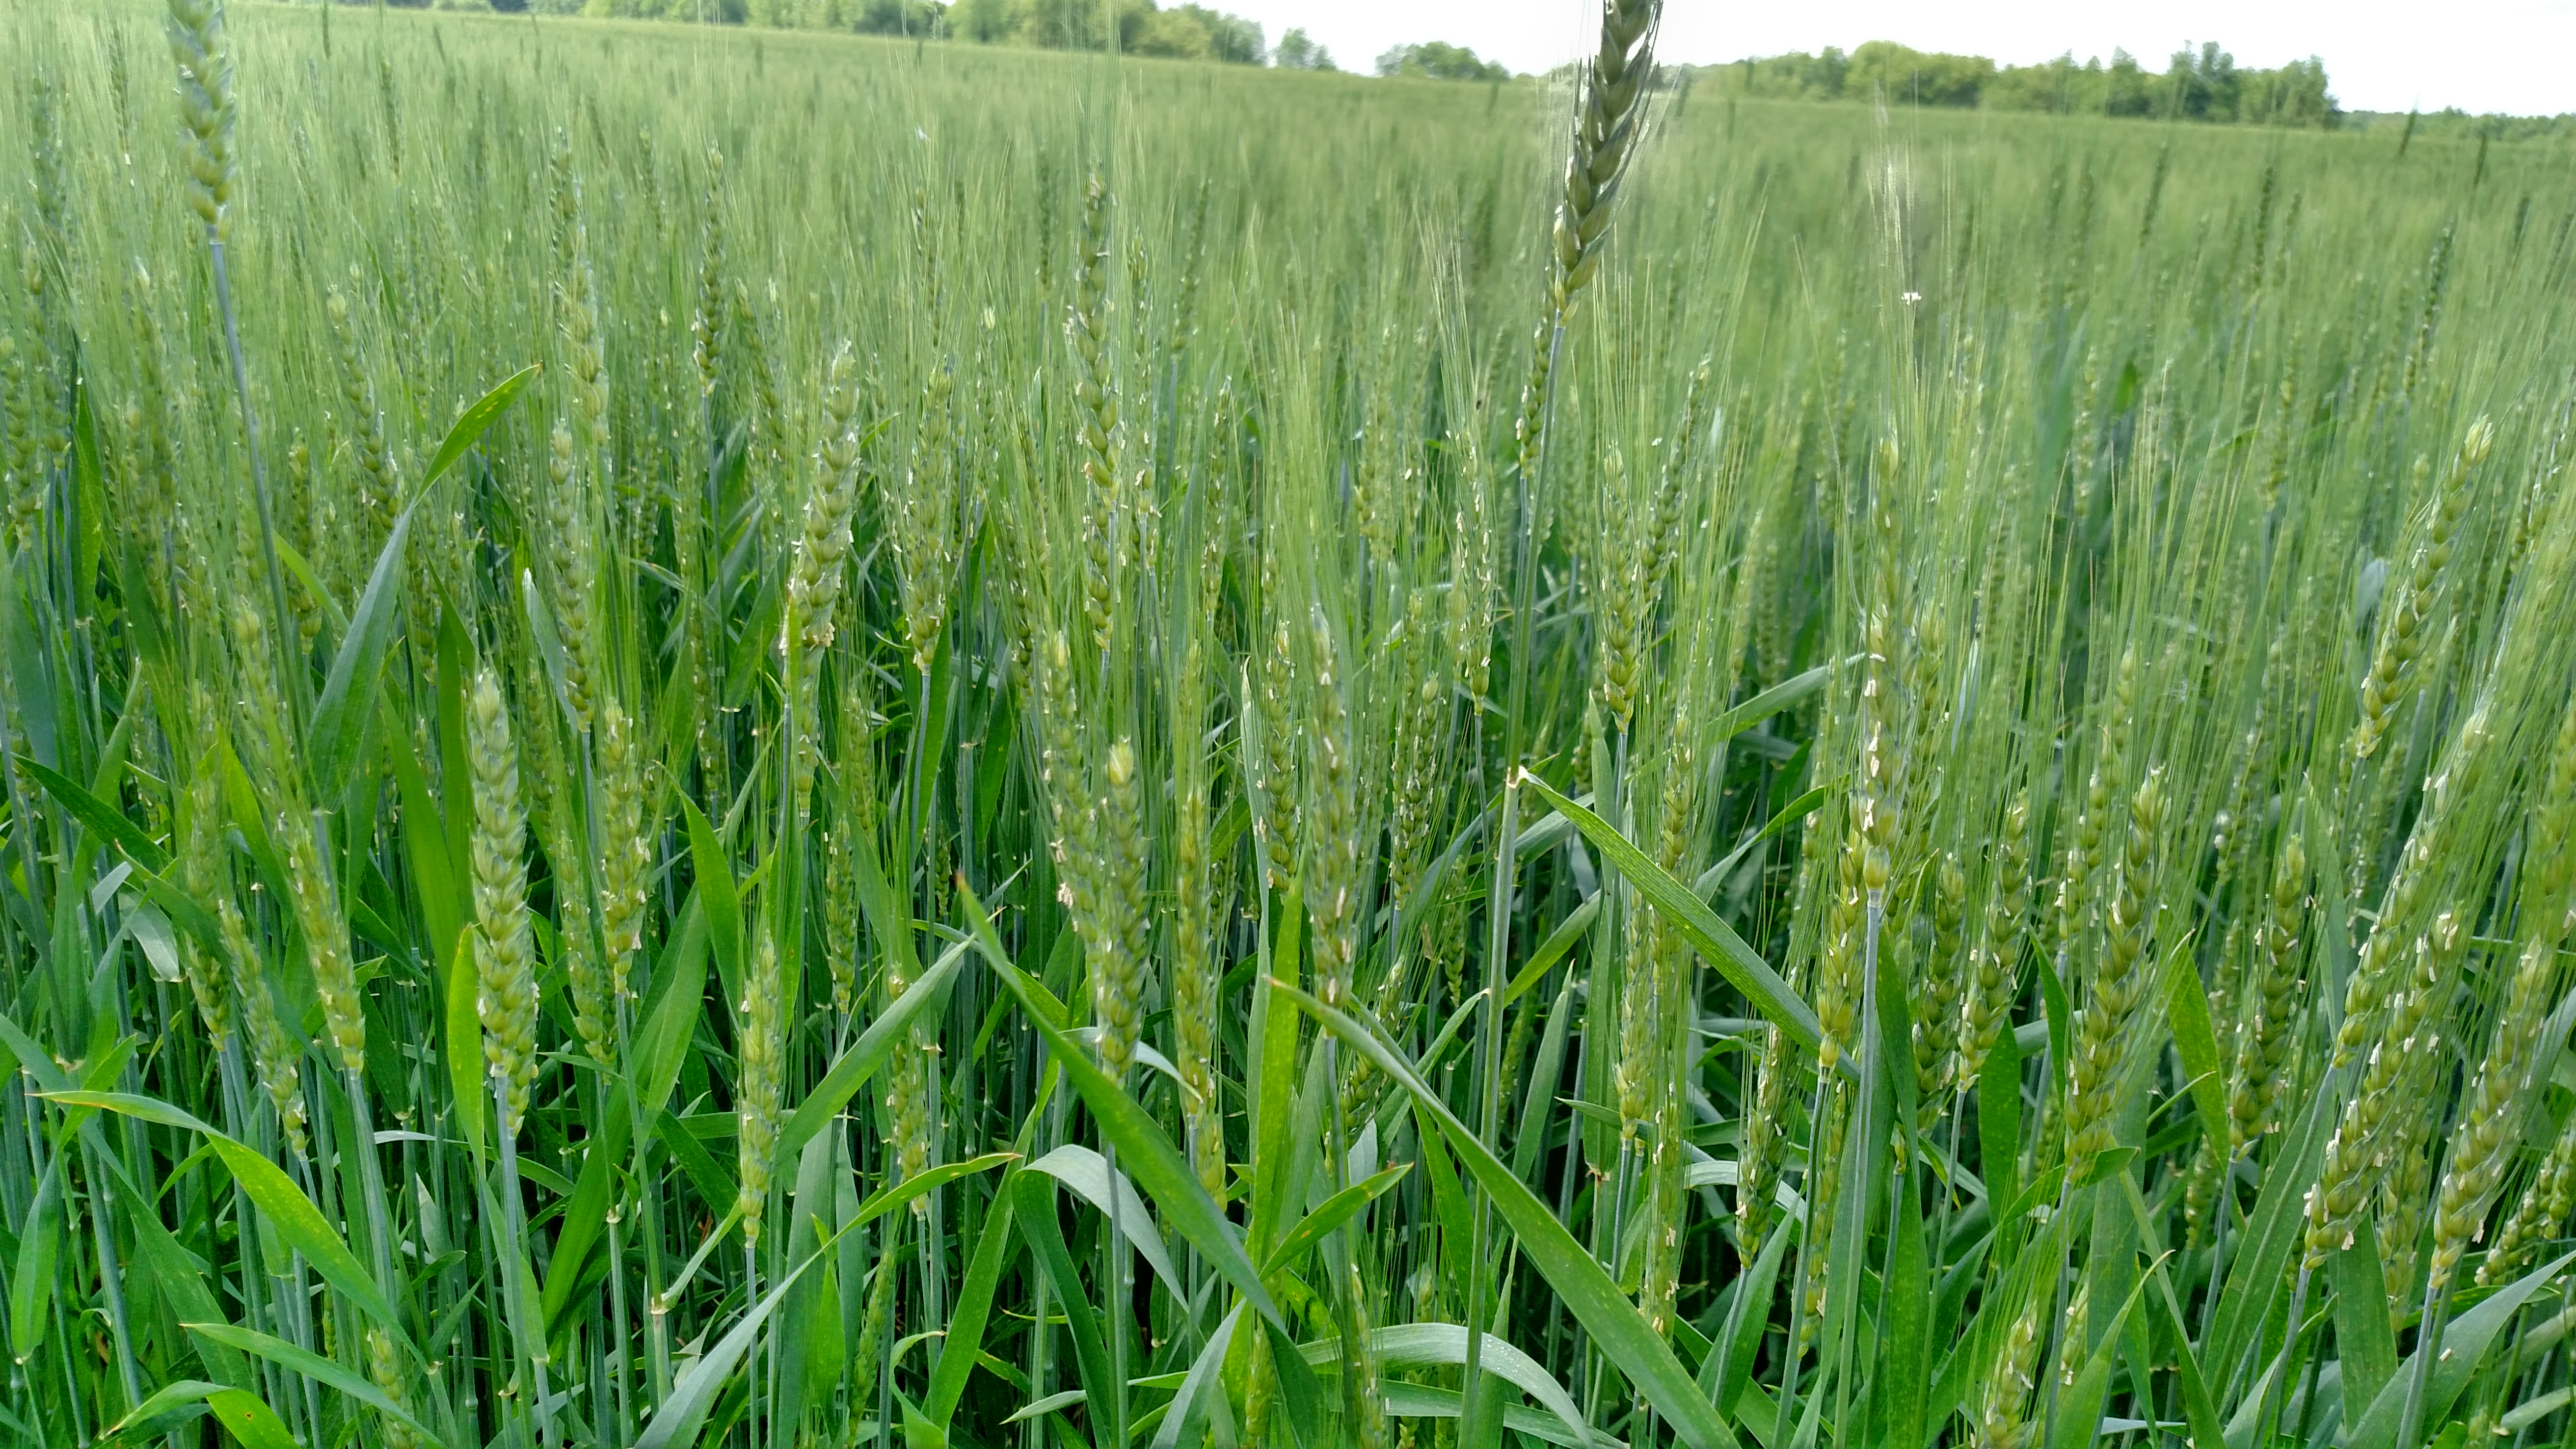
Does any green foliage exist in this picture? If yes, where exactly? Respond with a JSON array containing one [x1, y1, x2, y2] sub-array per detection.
[[1272, 25, 1333, 71], [594, 0, 1271, 61], [1375, 41, 1511, 82], [1696, 37, 2340, 126], [4, 7, 2576, 1449]]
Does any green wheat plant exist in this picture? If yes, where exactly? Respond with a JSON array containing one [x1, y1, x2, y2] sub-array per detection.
[[0, 4, 2574, 1449]]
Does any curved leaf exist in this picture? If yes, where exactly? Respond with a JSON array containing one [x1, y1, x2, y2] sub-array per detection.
[[419, 363, 539, 494], [1010, 1170, 1116, 1437], [15, 754, 166, 871], [924, 1183, 1018, 1427], [2346, 1249, 2576, 1449], [1027, 1144, 1181, 1298], [1299, 1323, 1594, 1449], [1377, 1381, 1623, 1449], [45, 1091, 406, 1342], [1153, 1302, 1245, 1449], [854, 1153, 1016, 1228], [774, 937, 969, 1168], [1517, 772, 1825, 1064], [1266, 1162, 1413, 1275], [1272, 979, 1743, 1449], [2161, 939, 2230, 1166], [185, 1323, 439, 1445], [1711, 662, 1833, 741], [956, 881, 1283, 1331], [678, 796, 744, 1008], [8, 1157, 61, 1359], [103, 1379, 230, 1444], [307, 507, 411, 803], [206, 1390, 298, 1449], [635, 1224, 842, 1449]]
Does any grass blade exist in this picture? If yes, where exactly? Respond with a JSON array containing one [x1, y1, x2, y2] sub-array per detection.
[[46, 1091, 408, 1343], [634, 1222, 844, 1449], [416, 363, 539, 495], [184, 1323, 440, 1444], [1273, 977, 1745, 1449], [305, 507, 411, 803], [1517, 772, 1825, 1063]]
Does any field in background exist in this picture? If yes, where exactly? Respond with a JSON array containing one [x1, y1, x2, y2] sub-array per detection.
[[3, 5, 2576, 1449]]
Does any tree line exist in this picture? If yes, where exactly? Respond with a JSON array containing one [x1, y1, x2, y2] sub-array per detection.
[[1687, 40, 2338, 128], [388, 0, 2567, 133]]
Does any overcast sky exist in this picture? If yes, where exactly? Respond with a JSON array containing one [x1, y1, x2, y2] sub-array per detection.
[[1224, 0, 2574, 116]]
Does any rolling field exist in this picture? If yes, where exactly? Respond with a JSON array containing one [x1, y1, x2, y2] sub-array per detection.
[[2, 5, 2576, 1449]]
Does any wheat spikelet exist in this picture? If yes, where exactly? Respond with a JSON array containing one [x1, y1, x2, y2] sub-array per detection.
[[2068, 767, 2164, 1168], [324, 286, 401, 539], [1303, 608, 1363, 1009], [2227, 832, 2308, 1153], [1088, 739, 1152, 1079], [731, 281, 786, 474], [2352, 417, 2491, 764], [279, 808, 367, 1077], [2376, 1060, 2442, 1327], [737, 931, 782, 1243], [1796, 1081, 1851, 1352], [1385, 610, 1449, 935], [849, 1236, 896, 1406], [792, 345, 864, 659], [893, 359, 960, 673], [223, 590, 285, 782], [365, 1326, 418, 1449], [0, 333, 38, 551], [164, 0, 237, 239], [1645, 358, 1714, 603], [2335, 705, 2494, 1074], [174, 758, 234, 1048], [218, 894, 306, 1156], [2482, 1110, 2576, 1287], [596, 698, 650, 1007], [468, 667, 538, 1135], [1550, 0, 1661, 315], [1977, 1294, 2046, 1449], [1914, 850, 1969, 1100], [1250, 579, 1302, 892], [2306, 910, 2465, 1268], [543, 419, 599, 730], [1591, 446, 1653, 736], [2428, 934, 2558, 1294], [1070, 173, 1121, 651], [690, 147, 725, 398], [1960, 792, 2031, 1086]]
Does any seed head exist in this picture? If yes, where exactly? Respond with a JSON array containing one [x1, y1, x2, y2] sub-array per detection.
[[166, 0, 238, 238], [467, 668, 538, 1135]]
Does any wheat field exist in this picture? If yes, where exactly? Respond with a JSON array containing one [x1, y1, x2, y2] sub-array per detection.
[[1, 4, 2575, 1449]]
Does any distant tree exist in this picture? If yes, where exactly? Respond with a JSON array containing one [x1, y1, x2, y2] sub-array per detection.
[[1723, 46, 1852, 101], [1186, 5, 1264, 63], [2165, 42, 2241, 121], [1846, 40, 1989, 107], [1273, 27, 1334, 71], [947, 0, 1011, 41], [932, 0, 1259, 59], [1692, 38, 2338, 130], [849, 0, 941, 33], [2240, 56, 2334, 126], [2101, 50, 2156, 116], [1131, 4, 1262, 63], [1375, 41, 1508, 81]]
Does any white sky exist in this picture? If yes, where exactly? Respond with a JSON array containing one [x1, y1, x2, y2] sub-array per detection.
[[1228, 0, 2576, 116]]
